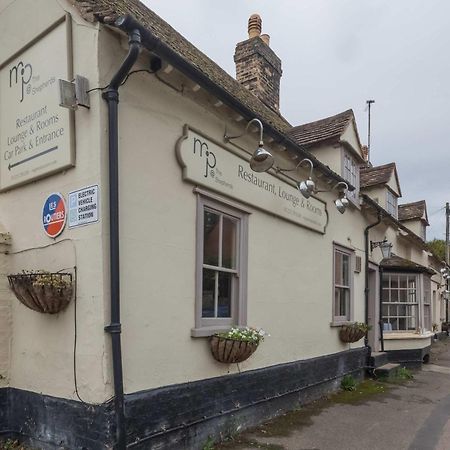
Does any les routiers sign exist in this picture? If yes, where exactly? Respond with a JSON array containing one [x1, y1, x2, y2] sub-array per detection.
[[176, 125, 328, 234], [0, 20, 74, 191]]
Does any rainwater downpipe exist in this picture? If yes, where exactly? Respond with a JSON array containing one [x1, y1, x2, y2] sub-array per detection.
[[102, 27, 141, 450], [364, 213, 382, 351]]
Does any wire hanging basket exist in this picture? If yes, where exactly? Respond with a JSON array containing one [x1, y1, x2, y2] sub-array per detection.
[[339, 324, 367, 343], [210, 335, 259, 363], [8, 272, 73, 314]]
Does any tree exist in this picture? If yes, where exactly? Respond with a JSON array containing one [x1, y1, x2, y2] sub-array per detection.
[[427, 239, 446, 261]]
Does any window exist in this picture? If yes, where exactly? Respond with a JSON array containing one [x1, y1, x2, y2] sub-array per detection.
[[343, 152, 359, 201], [333, 245, 354, 322], [423, 276, 431, 331], [382, 273, 418, 331], [192, 194, 248, 336], [386, 190, 398, 218]]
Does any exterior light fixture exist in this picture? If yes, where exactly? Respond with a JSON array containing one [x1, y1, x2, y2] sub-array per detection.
[[296, 159, 315, 199], [332, 182, 349, 214], [370, 238, 393, 259], [224, 118, 274, 173]]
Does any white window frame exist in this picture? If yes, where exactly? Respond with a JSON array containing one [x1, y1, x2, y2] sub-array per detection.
[[342, 151, 359, 205], [423, 275, 431, 332], [386, 190, 398, 219], [332, 244, 354, 324], [191, 192, 249, 337], [381, 272, 420, 332]]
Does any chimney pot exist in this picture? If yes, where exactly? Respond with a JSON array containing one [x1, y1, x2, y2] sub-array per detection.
[[260, 34, 270, 46], [248, 14, 262, 38]]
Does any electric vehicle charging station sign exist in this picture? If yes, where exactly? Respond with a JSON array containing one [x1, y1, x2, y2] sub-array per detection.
[[42, 193, 66, 238]]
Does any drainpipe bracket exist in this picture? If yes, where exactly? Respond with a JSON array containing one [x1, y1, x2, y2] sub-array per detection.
[[105, 323, 122, 334]]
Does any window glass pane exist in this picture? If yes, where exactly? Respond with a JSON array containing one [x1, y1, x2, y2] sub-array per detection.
[[335, 252, 342, 285], [203, 210, 219, 266], [391, 276, 399, 289], [399, 275, 408, 289], [202, 269, 216, 317], [335, 287, 349, 317], [218, 272, 232, 318], [342, 254, 350, 286], [382, 275, 389, 289], [391, 289, 398, 302], [222, 216, 237, 269], [398, 289, 407, 302]]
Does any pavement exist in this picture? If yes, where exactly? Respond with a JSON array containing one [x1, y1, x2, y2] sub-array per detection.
[[216, 337, 450, 450]]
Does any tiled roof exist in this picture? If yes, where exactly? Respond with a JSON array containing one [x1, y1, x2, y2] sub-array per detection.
[[398, 200, 428, 224], [360, 163, 396, 189], [72, 0, 291, 133], [380, 254, 434, 274], [287, 109, 354, 147]]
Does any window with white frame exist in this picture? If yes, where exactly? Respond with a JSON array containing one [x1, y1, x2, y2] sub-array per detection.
[[382, 273, 418, 331], [193, 195, 248, 336], [343, 152, 359, 201], [423, 275, 431, 331], [333, 245, 354, 322], [386, 190, 398, 218]]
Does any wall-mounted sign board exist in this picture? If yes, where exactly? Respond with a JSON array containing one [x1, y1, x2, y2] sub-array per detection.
[[176, 125, 328, 234], [68, 185, 99, 228], [0, 19, 74, 191]]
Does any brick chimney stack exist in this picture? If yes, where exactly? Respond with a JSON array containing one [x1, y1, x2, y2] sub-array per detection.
[[234, 14, 282, 112]]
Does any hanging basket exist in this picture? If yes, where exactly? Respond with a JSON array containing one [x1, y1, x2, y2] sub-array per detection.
[[210, 335, 259, 364], [8, 272, 73, 314], [339, 325, 366, 343]]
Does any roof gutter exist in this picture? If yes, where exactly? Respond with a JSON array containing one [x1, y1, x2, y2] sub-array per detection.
[[112, 15, 355, 191], [361, 194, 429, 251]]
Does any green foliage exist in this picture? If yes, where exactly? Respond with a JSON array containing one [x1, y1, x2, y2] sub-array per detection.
[[352, 322, 371, 333], [341, 375, 357, 391], [427, 239, 446, 261], [0, 440, 31, 450], [202, 436, 215, 450], [397, 367, 414, 380], [215, 327, 269, 344]]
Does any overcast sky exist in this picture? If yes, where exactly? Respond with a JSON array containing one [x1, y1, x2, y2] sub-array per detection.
[[144, 1, 449, 240]]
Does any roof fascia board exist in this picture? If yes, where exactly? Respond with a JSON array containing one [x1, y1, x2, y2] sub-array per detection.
[[361, 194, 428, 251], [111, 15, 355, 190]]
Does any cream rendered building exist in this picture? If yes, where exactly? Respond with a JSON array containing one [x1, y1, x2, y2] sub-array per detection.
[[0, 1, 445, 449]]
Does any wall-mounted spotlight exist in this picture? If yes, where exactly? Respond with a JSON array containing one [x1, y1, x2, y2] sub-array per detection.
[[332, 182, 349, 214], [276, 158, 315, 199], [224, 118, 274, 173], [370, 238, 393, 259], [296, 159, 315, 199]]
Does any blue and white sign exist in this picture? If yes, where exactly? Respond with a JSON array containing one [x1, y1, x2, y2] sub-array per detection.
[[68, 185, 99, 228], [42, 192, 66, 238]]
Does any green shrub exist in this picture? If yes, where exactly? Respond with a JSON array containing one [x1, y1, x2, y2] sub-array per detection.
[[341, 374, 357, 391]]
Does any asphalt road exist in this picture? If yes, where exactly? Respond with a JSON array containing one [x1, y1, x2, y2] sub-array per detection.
[[218, 338, 450, 450]]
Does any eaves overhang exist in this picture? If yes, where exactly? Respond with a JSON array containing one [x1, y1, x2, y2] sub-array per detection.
[[361, 194, 428, 251], [111, 14, 355, 191]]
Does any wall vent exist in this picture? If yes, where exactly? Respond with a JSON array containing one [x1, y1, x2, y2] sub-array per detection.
[[355, 256, 362, 273]]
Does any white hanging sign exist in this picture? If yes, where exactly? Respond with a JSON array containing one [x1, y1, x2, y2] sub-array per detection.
[[176, 125, 328, 234]]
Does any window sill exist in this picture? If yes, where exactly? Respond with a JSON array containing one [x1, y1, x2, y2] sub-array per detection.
[[383, 331, 434, 340], [330, 320, 354, 328], [191, 325, 233, 338]]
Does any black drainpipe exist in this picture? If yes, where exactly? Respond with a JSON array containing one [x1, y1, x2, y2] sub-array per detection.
[[364, 213, 382, 351], [379, 266, 385, 351], [102, 26, 141, 450]]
